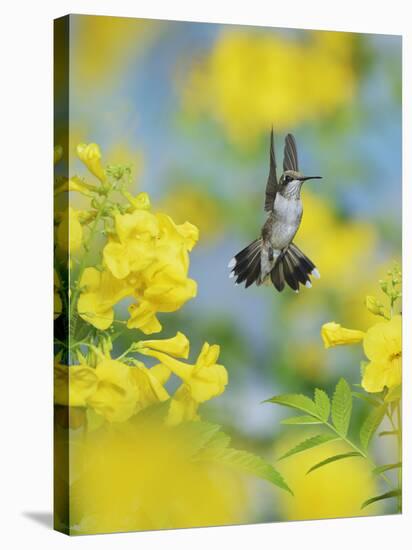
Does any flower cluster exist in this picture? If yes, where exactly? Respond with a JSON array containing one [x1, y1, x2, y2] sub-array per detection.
[[321, 266, 402, 394], [54, 142, 226, 427], [54, 332, 228, 425]]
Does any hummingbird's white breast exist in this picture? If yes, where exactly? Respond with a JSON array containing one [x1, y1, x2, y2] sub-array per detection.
[[270, 192, 303, 250]]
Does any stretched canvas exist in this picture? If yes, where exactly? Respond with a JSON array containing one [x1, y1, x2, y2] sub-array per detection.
[[54, 14, 402, 535]]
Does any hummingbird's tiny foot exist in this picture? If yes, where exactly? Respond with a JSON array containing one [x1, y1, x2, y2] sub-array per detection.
[[229, 271, 235, 279], [305, 280, 312, 288], [228, 258, 236, 269], [311, 268, 320, 279], [294, 290, 299, 294]]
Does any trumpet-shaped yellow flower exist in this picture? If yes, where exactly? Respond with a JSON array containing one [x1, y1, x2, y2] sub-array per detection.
[[127, 300, 162, 334], [135, 331, 190, 358], [321, 322, 365, 349], [130, 363, 170, 412], [87, 359, 140, 423], [77, 142, 106, 182], [54, 176, 96, 197], [56, 206, 83, 253], [77, 267, 131, 330], [362, 315, 402, 393], [103, 210, 159, 279], [140, 342, 228, 424], [54, 363, 98, 407]]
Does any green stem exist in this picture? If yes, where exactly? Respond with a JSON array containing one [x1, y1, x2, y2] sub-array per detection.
[[324, 421, 394, 490], [69, 194, 110, 347]]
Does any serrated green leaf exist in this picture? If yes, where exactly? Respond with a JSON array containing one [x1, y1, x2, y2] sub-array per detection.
[[314, 389, 330, 421], [281, 415, 323, 425], [306, 451, 362, 474], [361, 489, 401, 509], [175, 421, 223, 457], [194, 430, 231, 460], [352, 392, 382, 407], [214, 448, 293, 494], [332, 378, 352, 437], [266, 394, 318, 417], [372, 462, 402, 476], [278, 434, 338, 461], [360, 404, 386, 450]]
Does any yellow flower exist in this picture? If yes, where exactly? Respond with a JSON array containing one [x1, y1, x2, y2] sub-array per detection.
[[54, 176, 96, 197], [87, 359, 139, 423], [77, 142, 106, 182], [77, 267, 131, 330], [274, 434, 380, 520], [135, 331, 190, 358], [140, 342, 228, 424], [67, 420, 247, 534], [56, 206, 83, 253], [54, 363, 98, 407], [362, 315, 402, 393], [182, 30, 356, 145], [129, 363, 170, 412], [127, 301, 162, 334], [103, 210, 159, 279], [321, 322, 365, 349]]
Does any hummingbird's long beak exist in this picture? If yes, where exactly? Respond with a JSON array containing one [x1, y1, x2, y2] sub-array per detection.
[[298, 176, 322, 182]]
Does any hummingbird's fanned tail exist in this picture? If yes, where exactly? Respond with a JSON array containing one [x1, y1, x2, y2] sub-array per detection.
[[271, 243, 320, 292], [228, 239, 262, 288]]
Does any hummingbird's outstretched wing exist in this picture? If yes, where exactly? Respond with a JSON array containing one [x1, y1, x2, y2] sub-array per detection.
[[283, 133, 299, 172], [264, 128, 278, 212]]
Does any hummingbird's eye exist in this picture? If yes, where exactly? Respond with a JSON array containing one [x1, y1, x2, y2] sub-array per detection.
[[284, 175, 292, 184]]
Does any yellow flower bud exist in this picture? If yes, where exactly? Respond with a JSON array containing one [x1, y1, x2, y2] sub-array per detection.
[[77, 142, 106, 182], [135, 331, 190, 358], [321, 322, 365, 349]]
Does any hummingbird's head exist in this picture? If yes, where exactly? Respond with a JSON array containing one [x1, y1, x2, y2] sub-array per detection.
[[279, 170, 322, 198]]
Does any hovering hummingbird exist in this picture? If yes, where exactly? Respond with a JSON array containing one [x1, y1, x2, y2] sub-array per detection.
[[228, 129, 322, 292]]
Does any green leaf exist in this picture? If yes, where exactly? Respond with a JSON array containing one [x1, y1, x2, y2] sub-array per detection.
[[352, 391, 382, 407], [331, 378, 352, 437], [214, 448, 293, 494], [360, 404, 386, 450], [314, 389, 330, 421], [361, 489, 401, 509], [176, 421, 224, 457], [281, 415, 323, 425], [194, 430, 231, 460], [372, 462, 402, 476], [278, 434, 338, 461], [266, 394, 318, 417], [306, 452, 362, 474]]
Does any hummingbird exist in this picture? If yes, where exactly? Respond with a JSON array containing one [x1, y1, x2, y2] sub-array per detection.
[[228, 129, 322, 292]]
